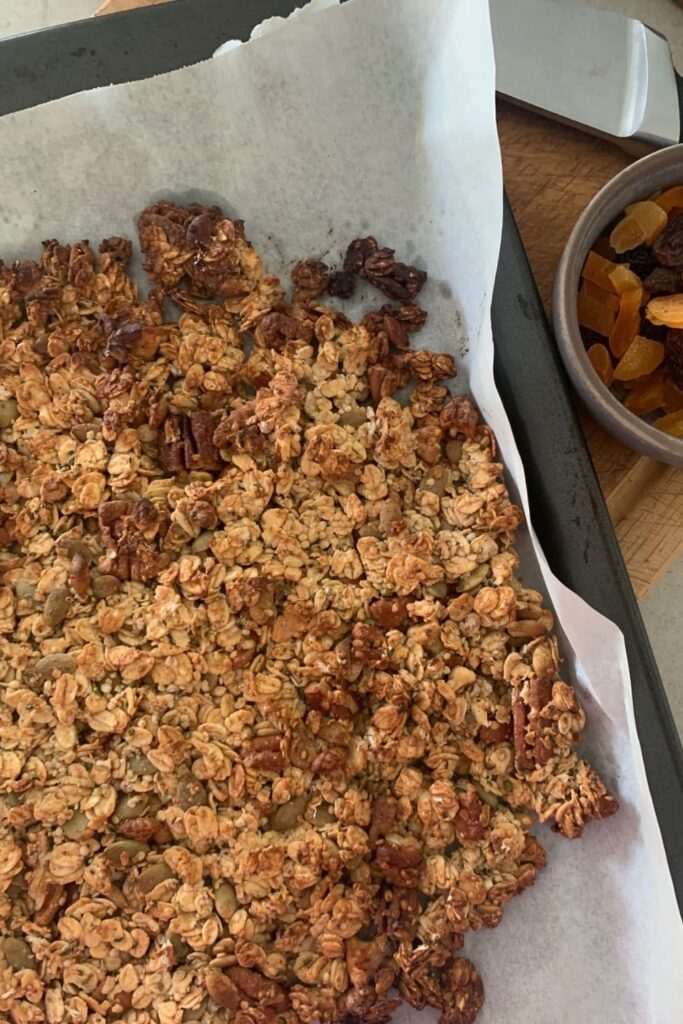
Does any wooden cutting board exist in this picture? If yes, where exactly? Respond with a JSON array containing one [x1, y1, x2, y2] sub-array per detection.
[[94, 1, 683, 599]]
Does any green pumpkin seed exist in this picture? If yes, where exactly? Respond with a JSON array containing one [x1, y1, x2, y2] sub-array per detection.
[[214, 882, 238, 921], [137, 862, 175, 894], [176, 775, 208, 810], [114, 792, 161, 822], [103, 840, 149, 867], [92, 574, 120, 599], [13, 578, 36, 600], [168, 932, 190, 964], [127, 752, 155, 776], [43, 586, 71, 628], [270, 795, 308, 833], [458, 564, 489, 592], [32, 653, 76, 679], [446, 439, 463, 465], [191, 531, 214, 553], [62, 810, 89, 840], [2, 937, 37, 971], [0, 398, 18, 429], [312, 803, 335, 826]]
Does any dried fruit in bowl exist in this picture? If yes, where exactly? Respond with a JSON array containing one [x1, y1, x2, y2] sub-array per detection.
[[587, 343, 613, 386], [654, 185, 683, 214], [608, 286, 643, 358], [582, 279, 620, 313], [613, 335, 665, 381], [609, 214, 646, 254], [582, 250, 619, 292], [664, 377, 683, 412], [624, 200, 668, 245], [609, 263, 641, 294], [652, 409, 683, 437], [577, 286, 617, 336], [646, 293, 683, 329], [623, 372, 665, 415]]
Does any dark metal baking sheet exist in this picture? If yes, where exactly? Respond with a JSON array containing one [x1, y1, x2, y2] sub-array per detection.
[[0, 0, 681, 908]]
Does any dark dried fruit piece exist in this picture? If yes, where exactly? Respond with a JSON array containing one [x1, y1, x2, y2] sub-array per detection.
[[643, 266, 682, 295], [666, 329, 683, 389], [617, 244, 658, 277], [653, 212, 683, 268], [327, 269, 356, 299]]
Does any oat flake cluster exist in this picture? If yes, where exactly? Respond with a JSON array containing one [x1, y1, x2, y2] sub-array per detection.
[[0, 203, 618, 1024]]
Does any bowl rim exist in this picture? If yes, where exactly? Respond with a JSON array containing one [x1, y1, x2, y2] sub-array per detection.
[[553, 144, 683, 467]]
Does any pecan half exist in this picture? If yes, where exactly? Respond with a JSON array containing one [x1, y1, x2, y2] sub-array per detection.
[[375, 842, 424, 887]]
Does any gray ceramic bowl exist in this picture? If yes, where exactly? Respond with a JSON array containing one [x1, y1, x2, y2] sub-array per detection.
[[553, 144, 683, 467]]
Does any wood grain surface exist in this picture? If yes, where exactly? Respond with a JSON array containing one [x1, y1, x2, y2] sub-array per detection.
[[91, 0, 683, 598]]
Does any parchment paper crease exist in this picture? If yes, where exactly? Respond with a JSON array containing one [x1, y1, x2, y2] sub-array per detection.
[[0, 0, 680, 1019]]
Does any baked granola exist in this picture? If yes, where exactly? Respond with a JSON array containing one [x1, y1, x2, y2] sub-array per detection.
[[0, 202, 618, 1024]]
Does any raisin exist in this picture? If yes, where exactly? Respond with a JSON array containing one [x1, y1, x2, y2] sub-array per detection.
[[643, 267, 682, 295], [618, 245, 658, 277], [653, 213, 683, 269], [640, 321, 668, 343], [327, 270, 356, 299], [666, 330, 683, 389]]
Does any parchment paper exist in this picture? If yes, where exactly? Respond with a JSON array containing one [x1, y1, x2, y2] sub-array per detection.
[[0, 0, 681, 1019]]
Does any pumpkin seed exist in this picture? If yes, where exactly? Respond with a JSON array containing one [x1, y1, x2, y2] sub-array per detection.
[[58, 539, 92, 562], [92, 574, 120, 599], [446, 439, 463, 465], [426, 580, 448, 599], [114, 792, 161, 822], [191, 531, 213, 553], [137, 862, 175, 893], [215, 882, 238, 921], [312, 803, 335, 826], [168, 932, 190, 964], [0, 397, 18, 429], [62, 810, 89, 840], [176, 775, 208, 810], [103, 840, 149, 867], [32, 653, 76, 679], [43, 586, 70, 628], [473, 783, 499, 809], [2, 936, 37, 971], [128, 752, 155, 776], [338, 407, 367, 428], [13, 578, 36, 600], [458, 564, 489, 591], [270, 795, 307, 833]]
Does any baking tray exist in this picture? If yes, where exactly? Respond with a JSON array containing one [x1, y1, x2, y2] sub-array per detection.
[[1, 0, 681, 909]]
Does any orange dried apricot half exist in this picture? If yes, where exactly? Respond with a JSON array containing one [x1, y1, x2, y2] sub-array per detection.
[[654, 186, 683, 214]]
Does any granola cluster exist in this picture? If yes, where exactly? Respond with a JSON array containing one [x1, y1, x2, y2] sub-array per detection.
[[0, 203, 617, 1024]]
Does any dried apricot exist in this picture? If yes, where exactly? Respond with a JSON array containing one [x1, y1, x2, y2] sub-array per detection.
[[646, 294, 683, 329], [609, 215, 646, 255], [663, 377, 683, 413], [654, 186, 683, 214], [608, 264, 641, 293], [581, 280, 620, 313], [582, 250, 618, 292], [586, 343, 613, 386], [652, 409, 683, 438], [577, 287, 617, 336], [623, 372, 664, 415], [613, 335, 665, 381], [624, 201, 668, 245], [608, 287, 643, 358]]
